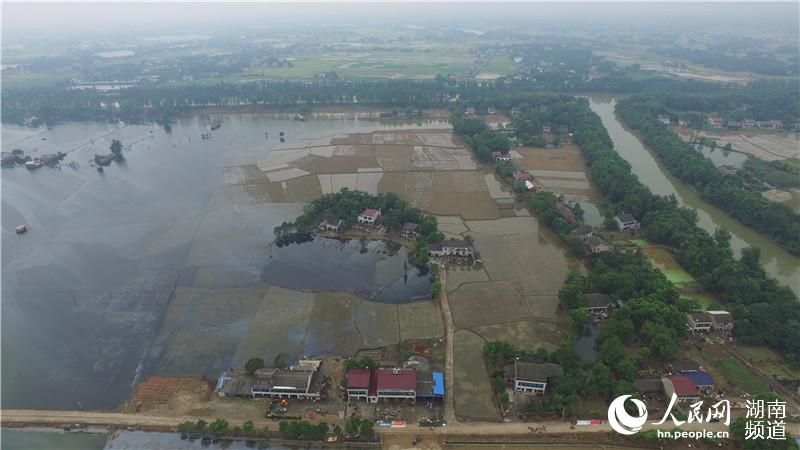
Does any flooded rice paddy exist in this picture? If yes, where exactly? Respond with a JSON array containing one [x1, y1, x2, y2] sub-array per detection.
[[1, 116, 449, 410]]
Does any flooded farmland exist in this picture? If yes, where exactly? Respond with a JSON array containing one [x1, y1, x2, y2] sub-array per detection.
[[589, 97, 800, 295], [1, 116, 449, 410]]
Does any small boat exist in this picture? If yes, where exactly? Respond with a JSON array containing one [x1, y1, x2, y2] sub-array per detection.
[[210, 121, 222, 130], [279, 131, 285, 137], [16, 224, 28, 234]]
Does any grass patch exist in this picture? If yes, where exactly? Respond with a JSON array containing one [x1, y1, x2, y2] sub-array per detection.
[[681, 294, 715, 309], [630, 239, 649, 247], [716, 358, 763, 394], [736, 346, 800, 381], [663, 269, 695, 285]]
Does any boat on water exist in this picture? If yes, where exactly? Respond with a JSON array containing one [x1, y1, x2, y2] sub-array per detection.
[[210, 121, 222, 130], [15, 224, 28, 234]]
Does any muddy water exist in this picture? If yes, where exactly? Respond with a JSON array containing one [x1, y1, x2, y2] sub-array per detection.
[[1, 115, 448, 410], [262, 236, 430, 303], [589, 97, 799, 295]]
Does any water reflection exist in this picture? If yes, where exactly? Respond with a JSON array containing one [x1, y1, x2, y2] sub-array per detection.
[[262, 236, 430, 304]]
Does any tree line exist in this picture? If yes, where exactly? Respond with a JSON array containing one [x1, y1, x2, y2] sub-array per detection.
[[616, 95, 800, 255], [564, 97, 800, 362]]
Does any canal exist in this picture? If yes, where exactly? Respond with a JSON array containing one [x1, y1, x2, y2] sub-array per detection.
[[588, 97, 799, 295]]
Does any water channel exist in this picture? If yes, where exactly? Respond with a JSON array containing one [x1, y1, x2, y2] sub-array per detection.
[[588, 97, 799, 295]]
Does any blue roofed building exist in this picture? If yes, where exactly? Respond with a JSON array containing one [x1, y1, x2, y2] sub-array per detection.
[[679, 370, 715, 394], [416, 371, 444, 400]]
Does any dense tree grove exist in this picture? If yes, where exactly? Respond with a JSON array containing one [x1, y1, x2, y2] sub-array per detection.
[[653, 46, 800, 77], [564, 97, 800, 361], [450, 117, 510, 162], [616, 96, 800, 254], [4, 75, 794, 126]]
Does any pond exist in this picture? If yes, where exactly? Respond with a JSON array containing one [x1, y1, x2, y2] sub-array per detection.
[[697, 144, 749, 169], [262, 236, 431, 303]]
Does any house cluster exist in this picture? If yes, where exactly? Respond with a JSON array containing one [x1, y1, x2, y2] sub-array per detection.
[[492, 151, 512, 162], [569, 225, 614, 254], [636, 360, 717, 404], [318, 219, 343, 233], [709, 117, 784, 130], [217, 359, 323, 400], [346, 367, 443, 404], [504, 360, 564, 395], [687, 310, 734, 335], [427, 239, 480, 264], [2, 151, 62, 169]]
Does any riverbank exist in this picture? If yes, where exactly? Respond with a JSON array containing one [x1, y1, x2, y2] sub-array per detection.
[[588, 97, 800, 295]]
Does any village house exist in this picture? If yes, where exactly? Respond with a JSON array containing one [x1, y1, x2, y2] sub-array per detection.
[[542, 125, 552, 135], [38, 154, 61, 167], [569, 225, 594, 240], [662, 375, 700, 403], [741, 119, 756, 128], [707, 310, 734, 332], [657, 115, 671, 125], [487, 106, 496, 115], [505, 360, 563, 394], [555, 202, 577, 223], [400, 222, 419, 240], [511, 107, 521, 117], [357, 208, 381, 226], [687, 311, 713, 333], [585, 293, 614, 318], [318, 219, 342, 233], [428, 239, 475, 257], [217, 359, 322, 400], [585, 234, 613, 254], [514, 171, 532, 182], [524, 180, 542, 192], [464, 107, 476, 116], [678, 118, 690, 127], [634, 378, 664, 397], [758, 120, 783, 129], [669, 360, 701, 373], [718, 165, 737, 176], [346, 368, 372, 402], [726, 120, 741, 130], [708, 117, 724, 129], [678, 370, 715, 394], [492, 151, 512, 162], [614, 213, 640, 232]]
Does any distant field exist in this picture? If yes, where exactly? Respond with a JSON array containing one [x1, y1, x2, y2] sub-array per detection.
[[253, 51, 475, 80], [476, 54, 518, 79]]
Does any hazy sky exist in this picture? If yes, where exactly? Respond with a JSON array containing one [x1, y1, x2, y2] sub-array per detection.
[[3, 2, 798, 42]]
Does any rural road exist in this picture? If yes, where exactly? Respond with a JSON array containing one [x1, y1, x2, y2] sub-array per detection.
[[437, 265, 458, 425]]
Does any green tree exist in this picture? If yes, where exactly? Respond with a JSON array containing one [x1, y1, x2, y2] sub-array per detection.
[[245, 357, 265, 375], [208, 418, 229, 434], [431, 281, 442, 298], [242, 420, 254, 434], [110, 139, 123, 155]]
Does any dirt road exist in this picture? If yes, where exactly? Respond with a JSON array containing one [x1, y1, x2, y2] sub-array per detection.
[[437, 266, 457, 424]]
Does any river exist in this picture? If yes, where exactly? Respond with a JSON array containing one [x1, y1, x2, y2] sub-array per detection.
[[588, 97, 799, 295]]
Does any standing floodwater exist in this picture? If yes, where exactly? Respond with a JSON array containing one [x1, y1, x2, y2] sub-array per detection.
[[1, 115, 449, 410], [261, 236, 431, 303]]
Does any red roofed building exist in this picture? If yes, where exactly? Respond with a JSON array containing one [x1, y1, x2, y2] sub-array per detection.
[[375, 368, 417, 401], [662, 375, 699, 403], [347, 368, 417, 403], [346, 369, 372, 401], [514, 171, 532, 181], [357, 208, 381, 226]]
